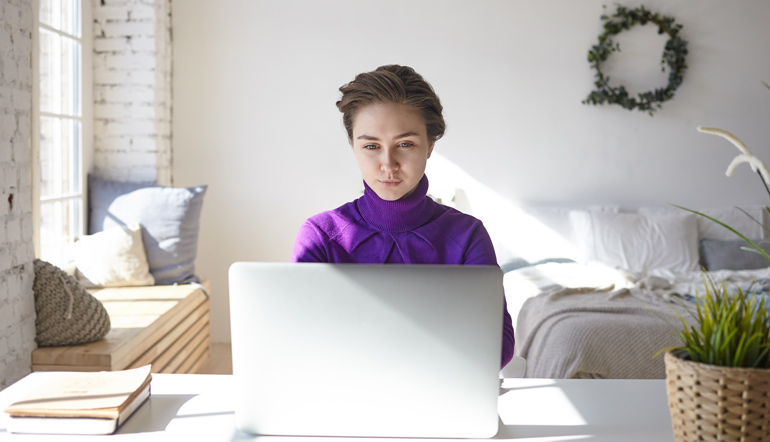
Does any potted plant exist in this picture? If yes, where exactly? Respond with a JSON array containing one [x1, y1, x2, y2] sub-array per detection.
[[662, 97, 770, 442], [662, 277, 770, 442]]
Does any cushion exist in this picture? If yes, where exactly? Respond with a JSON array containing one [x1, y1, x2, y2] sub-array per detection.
[[638, 206, 766, 241], [570, 211, 700, 273], [88, 174, 207, 285], [33, 259, 111, 347], [700, 238, 770, 271], [73, 223, 155, 287], [498, 205, 620, 263]]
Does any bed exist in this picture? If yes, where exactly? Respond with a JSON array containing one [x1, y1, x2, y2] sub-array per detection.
[[498, 205, 770, 379]]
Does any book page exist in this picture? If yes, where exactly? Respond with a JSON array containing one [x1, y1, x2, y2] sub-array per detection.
[[4, 365, 151, 418]]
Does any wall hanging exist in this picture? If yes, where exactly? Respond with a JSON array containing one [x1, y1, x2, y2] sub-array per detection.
[[582, 4, 688, 116]]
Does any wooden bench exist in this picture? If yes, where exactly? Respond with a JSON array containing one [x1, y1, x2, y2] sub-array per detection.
[[31, 282, 211, 374]]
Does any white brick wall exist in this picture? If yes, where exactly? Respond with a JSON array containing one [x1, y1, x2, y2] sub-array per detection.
[[0, 0, 36, 390], [92, 0, 173, 185], [0, 0, 176, 390]]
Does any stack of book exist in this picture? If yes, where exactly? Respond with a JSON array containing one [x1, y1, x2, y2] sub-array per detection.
[[4, 365, 152, 435]]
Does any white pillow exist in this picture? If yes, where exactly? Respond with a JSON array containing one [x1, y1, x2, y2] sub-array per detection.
[[499, 205, 620, 263], [73, 223, 155, 287], [570, 211, 700, 274], [638, 206, 766, 241]]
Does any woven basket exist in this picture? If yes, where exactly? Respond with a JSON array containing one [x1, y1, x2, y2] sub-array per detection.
[[664, 351, 770, 442]]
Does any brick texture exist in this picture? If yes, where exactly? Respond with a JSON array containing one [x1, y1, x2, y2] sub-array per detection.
[[0, 0, 36, 390], [1, 0, 175, 390], [92, 0, 173, 185]]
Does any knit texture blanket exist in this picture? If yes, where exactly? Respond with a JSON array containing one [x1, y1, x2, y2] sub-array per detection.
[[515, 283, 694, 379], [507, 262, 770, 379]]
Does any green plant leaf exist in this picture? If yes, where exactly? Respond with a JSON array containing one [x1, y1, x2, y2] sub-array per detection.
[[672, 205, 770, 263], [583, 5, 687, 115], [662, 269, 770, 368]]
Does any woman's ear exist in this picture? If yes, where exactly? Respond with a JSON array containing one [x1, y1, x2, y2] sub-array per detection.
[[427, 139, 436, 159]]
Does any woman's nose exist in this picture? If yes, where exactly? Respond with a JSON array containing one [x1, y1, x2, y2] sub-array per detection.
[[381, 151, 399, 173]]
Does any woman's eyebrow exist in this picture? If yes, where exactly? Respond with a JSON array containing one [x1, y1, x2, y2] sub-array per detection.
[[356, 131, 420, 141]]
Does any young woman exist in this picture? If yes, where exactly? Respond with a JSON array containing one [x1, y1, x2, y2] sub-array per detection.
[[291, 65, 514, 368]]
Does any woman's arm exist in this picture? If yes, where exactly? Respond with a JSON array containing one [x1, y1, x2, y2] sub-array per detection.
[[462, 222, 515, 369], [291, 220, 330, 263], [499, 305, 515, 369]]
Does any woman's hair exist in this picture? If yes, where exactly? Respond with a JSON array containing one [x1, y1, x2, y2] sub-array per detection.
[[336, 65, 445, 142]]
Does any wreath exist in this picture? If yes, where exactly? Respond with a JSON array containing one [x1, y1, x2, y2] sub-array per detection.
[[582, 4, 688, 116]]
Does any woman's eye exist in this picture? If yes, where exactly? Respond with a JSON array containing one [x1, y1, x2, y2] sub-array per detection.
[[398, 142, 413, 148], [362, 144, 377, 150]]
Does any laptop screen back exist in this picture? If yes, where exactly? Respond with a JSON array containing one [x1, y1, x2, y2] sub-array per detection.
[[228, 262, 504, 438]]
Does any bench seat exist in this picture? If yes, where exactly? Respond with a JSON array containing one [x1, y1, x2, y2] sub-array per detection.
[[31, 282, 211, 374]]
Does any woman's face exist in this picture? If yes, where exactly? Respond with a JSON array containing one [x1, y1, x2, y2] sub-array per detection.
[[351, 102, 435, 201]]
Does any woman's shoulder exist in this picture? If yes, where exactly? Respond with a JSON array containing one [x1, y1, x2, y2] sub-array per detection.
[[430, 204, 486, 229], [422, 203, 496, 264], [302, 200, 362, 235]]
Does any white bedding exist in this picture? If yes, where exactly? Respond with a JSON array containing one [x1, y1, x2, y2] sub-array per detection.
[[504, 262, 770, 379]]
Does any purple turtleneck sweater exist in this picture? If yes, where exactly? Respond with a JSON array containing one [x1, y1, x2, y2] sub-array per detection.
[[291, 175, 515, 368]]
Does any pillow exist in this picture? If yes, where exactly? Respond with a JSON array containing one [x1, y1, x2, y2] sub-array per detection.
[[74, 223, 155, 287], [499, 205, 620, 262], [570, 211, 700, 273], [33, 259, 111, 347], [638, 206, 766, 241], [700, 238, 770, 271], [88, 174, 207, 285]]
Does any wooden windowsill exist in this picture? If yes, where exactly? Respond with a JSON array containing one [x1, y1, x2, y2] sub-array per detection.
[[31, 281, 211, 374]]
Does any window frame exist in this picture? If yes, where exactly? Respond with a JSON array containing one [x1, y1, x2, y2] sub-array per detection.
[[32, 0, 93, 263]]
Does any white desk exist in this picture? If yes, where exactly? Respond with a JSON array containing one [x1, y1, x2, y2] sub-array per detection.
[[0, 374, 674, 441]]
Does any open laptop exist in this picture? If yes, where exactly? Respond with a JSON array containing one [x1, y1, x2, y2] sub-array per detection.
[[228, 262, 504, 438]]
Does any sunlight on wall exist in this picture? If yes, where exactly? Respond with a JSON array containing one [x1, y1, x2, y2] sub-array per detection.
[[426, 153, 581, 264]]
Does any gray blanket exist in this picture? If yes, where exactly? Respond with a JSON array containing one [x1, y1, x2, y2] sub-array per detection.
[[515, 284, 695, 379]]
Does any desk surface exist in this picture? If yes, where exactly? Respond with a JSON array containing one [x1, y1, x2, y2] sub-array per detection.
[[0, 373, 674, 441]]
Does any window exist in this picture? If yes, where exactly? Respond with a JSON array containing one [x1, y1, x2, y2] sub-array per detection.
[[34, 0, 91, 266]]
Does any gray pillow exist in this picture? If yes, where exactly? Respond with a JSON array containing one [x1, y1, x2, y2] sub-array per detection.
[[88, 174, 207, 285], [699, 238, 770, 271]]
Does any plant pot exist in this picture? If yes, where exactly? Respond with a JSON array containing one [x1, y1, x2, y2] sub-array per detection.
[[664, 350, 770, 442]]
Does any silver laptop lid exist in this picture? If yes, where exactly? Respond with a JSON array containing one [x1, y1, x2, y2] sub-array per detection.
[[228, 262, 503, 438]]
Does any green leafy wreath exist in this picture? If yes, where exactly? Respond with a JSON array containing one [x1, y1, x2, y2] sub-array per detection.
[[582, 4, 688, 116]]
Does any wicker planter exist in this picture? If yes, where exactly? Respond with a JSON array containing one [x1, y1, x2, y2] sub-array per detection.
[[664, 350, 770, 442]]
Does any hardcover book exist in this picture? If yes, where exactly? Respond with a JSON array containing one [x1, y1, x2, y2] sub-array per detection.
[[4, 365, 152, 435]]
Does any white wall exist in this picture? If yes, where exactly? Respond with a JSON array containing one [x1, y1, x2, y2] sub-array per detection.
[[92, 0, 173, 185], [1, 0, 36, 390], [172, 0, 770, 343]]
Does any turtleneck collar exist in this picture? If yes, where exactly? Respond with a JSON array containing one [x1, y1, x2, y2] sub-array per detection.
[[357, 175, 435, 232]]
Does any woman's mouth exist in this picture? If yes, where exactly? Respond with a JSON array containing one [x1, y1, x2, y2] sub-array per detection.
[[379, 180, 402, 187]]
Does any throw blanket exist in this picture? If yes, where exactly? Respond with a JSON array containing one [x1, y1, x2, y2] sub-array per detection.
[[516, 283, 694, 379]]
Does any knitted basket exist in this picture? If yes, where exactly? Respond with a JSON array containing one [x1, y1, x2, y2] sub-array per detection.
[[664, 351, 770, 442], [33, 259, 111, 347]]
